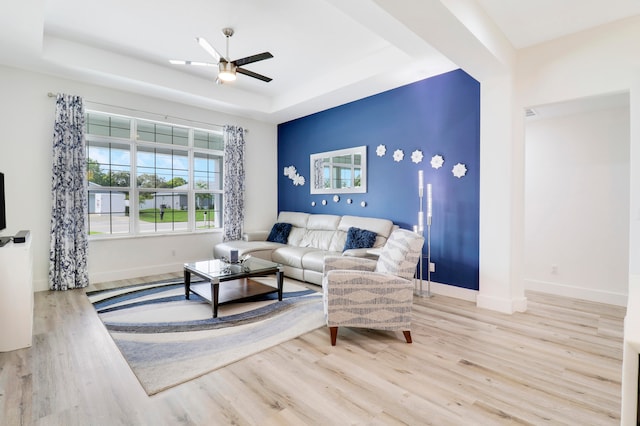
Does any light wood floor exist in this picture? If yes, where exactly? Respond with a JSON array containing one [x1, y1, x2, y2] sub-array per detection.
[[0, 273, 626, 425]]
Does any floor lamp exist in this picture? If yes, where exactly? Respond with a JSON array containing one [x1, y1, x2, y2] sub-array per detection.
[[426, 182, 432, 298], [415, 171, 432, 297]]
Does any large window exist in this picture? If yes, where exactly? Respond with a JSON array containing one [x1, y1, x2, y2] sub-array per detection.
[[85, 111, 224, 237]]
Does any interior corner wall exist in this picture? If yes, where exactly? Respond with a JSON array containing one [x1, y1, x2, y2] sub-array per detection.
[[277, 69, 480, 290], [0, 65, 278, 291], [524, 105, 630, 305]]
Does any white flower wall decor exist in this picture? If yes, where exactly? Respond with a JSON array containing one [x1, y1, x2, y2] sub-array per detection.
[[293, 174, 305, 186], [393, 149, 404, 162], [283, 165, 305, 186], [411, 150, 424, 164], [452, 163, 467, 178], [376, 144, 387, 157], [431, 154, 444, 169]]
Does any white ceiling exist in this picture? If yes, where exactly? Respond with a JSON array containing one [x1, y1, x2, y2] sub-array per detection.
[[474, 0, 640, 49], [2, 0, 640, 124]]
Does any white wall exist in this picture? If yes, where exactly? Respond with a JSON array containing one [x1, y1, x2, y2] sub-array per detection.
[[0, 65, 278, 291], [524, 103, 630, 305], [477, 75, 528, 313], [515, 16, 640, 306]]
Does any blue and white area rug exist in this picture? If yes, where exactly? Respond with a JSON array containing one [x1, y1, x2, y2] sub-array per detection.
[[87, 277, 324, 395]]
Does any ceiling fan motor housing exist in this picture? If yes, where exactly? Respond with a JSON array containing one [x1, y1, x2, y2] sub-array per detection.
[[218, 61, 237, 81]]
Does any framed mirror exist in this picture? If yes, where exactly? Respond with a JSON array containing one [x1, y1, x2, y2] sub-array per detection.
[[310, 145, 367, 194]]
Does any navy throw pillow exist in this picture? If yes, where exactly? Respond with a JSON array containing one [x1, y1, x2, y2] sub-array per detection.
[[267, 222, 292, 244], [343, 227, 377, 251]]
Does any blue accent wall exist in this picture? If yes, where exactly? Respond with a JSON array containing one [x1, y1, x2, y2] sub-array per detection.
[[277, 69, 480, 290]]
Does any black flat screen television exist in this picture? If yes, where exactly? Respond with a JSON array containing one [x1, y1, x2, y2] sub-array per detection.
[[0, 172, 5, 231]]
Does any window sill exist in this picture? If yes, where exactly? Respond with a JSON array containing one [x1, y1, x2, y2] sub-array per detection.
[[88, 228, 222, 242]]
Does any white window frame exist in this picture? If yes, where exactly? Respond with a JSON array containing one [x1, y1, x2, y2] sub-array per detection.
[[85, 110, 224, 238]]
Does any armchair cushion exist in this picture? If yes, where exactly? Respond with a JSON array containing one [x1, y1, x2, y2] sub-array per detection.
[[323, 255, 377, 275], [375, 229, 424, 281]]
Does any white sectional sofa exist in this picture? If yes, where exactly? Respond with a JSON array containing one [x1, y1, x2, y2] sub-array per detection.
[[213, 211, 396, 285]]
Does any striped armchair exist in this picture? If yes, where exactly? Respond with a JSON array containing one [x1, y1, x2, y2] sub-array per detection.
[[322, 228, 425, 346]]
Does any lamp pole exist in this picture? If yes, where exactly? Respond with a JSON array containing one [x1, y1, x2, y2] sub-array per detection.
[[426, 183, 432, 298], [416, 171, 425, 296]]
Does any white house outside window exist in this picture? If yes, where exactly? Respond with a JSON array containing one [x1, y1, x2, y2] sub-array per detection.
[[84, 111, 223, 237]]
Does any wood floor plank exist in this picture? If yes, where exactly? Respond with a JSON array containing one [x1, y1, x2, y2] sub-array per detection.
[[0, 275, 625, 425]]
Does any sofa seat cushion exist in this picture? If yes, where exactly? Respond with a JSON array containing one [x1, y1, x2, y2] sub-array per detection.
[[301, 250, 342, 273], [272, 246, 319, 268]]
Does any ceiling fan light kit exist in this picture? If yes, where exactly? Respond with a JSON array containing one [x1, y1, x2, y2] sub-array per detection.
[[218, 62, 237, 81], [172, 27, 273, 84]]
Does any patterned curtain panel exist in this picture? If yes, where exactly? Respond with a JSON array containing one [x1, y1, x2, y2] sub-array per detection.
[[49, 94, 89, 291], [222, 125, 245, 241]]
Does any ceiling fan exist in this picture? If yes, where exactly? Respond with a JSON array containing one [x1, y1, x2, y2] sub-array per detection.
[[170, 27, 273, 84]]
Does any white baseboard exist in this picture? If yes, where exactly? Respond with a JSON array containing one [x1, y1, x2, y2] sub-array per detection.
[[33, 278, 49, 293], [89, 262, 184, 285], [414, 280, 478, 302], [476, 293, 528, 314], [414, 280, 530, 314], [33, 263, 184, 292], [525, 279, 627, 307]]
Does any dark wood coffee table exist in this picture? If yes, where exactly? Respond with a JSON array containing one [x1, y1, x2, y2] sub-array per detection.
[[184, 257, 283, 318]]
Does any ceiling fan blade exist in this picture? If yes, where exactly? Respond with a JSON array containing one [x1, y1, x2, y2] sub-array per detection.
[[169, 60, 217, 66], [233, 52, 273, 67], [195, 37, 222, 63], [236, 67, 272, 82]]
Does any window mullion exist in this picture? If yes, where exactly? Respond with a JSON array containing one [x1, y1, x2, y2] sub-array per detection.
[[130, 131, 139, 236], [188, 129, 195, 231]]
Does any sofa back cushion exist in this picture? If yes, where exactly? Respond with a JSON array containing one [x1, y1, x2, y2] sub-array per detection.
[[277, 211, 310, 246], [275, 211, 396, 252], [329, 215, 394, 251], [300, 214, 341, 250]]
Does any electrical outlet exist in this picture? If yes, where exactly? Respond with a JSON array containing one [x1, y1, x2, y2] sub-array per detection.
[[551, 265, 558, 274], [172, 249, 176, 257], [429, 262, 435, 273]]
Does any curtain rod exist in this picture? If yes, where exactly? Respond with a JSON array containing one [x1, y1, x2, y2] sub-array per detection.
[[46, 92, 248, 132]]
